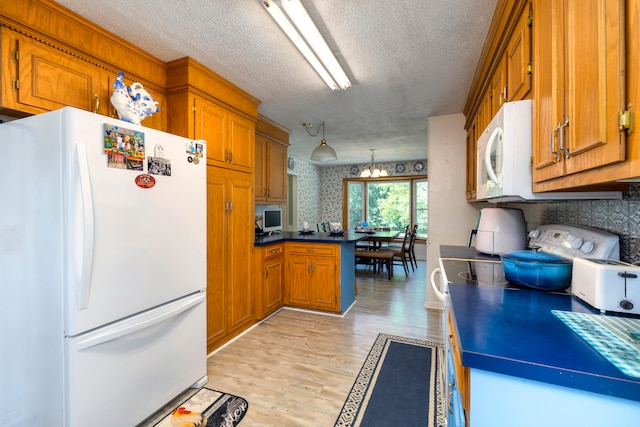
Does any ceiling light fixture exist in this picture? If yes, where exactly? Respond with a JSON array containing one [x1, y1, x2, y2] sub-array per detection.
[[262, 0, 351, 91], [304, 121, 337, 162], [360, 149, 388, 178]]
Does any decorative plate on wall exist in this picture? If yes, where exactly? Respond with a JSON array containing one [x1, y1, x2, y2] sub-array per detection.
[[288, 157, 295, 170], [350, 165, 360, 176], [414, 161, 425, 172], [395, 163, 406, 174]]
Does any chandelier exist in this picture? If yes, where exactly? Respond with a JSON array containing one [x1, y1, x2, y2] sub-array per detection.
[[360, 149, 388, 178]]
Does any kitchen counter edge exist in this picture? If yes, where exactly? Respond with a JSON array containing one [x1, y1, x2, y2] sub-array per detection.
[[254, 231, 368, 246]]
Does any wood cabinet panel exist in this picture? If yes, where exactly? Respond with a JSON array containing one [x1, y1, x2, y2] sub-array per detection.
[[206, 167, 254, 351], [506, 2, 532, 102], [228, 112, 254, 174], [466, 118, 478, 201], [255, 134, 288, 204], [226, 172, 254, 331], [448, 310, 470, 426], [0, 30, 106, 116], [532, 0, 626, 186], [285, 243, 339, 312], [189, 97, 254, 173], [196, 98, 227, 165], [253, 244, 285, 321], [206, 172, 227, 346], [263, 254, 284, 315], [255, 135, 267, 200], [312, 257, 338, 309], [490, 54, 506, 115]]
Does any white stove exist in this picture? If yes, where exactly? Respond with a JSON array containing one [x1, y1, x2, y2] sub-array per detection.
[[433, 224, 621, 299]]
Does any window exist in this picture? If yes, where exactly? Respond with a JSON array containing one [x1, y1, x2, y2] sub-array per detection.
[[343, 177, 428, 238]]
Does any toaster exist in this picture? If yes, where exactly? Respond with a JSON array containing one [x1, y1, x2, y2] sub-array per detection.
[[571, 257, 640, 315]]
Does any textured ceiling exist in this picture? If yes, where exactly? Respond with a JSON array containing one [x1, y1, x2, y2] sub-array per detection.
[[55, 0, 498, 165]]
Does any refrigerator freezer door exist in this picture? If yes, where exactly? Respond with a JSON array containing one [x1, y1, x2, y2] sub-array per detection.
[[65, 292, 207, 427], [61, 108, 206, 336]]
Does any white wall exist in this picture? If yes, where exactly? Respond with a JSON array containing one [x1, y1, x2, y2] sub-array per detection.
[[425, 113, 482, 309]]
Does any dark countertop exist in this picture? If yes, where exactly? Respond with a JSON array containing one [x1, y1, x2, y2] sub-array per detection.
[[440, 244, 501, 261], [254, 230, 368, 246], [448, 283, 640, 402]]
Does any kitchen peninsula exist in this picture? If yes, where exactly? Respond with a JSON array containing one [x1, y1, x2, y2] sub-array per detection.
[[449, 283, 640, 426], [254, 231, 367, 317]]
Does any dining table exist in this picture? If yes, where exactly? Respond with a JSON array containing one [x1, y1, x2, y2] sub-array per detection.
[[356, 229, 401, 249]]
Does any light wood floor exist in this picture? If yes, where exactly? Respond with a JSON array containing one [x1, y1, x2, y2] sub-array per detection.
[[203, 260, 444, 426]]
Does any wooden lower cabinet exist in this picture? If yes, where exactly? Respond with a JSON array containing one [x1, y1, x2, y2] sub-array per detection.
[[206, 166, 254, 352], [253, 244, 285, 320], [448, 310, 470, 426], [284, 243, 340, 312]]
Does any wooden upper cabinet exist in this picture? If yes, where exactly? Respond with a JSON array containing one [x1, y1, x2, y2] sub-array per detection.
[[532, 0, 626, 185], [266, 140, 287, 203], [192, 97, 255, 173], [195, 98, 227, 163], [227, 111, 254, 174], [255, 135, 288, 204], [490, 55, 507, 114], [466, 117, 478, 201], [0, 28, 166, 131], [506, 2, 532, 102], [1, 30, 107, 117], [255, 116, 290, 204]]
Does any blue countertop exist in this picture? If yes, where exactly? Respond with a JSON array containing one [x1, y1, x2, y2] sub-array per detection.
[[254, 230, 368, 246], [448, 283, 640, 402]]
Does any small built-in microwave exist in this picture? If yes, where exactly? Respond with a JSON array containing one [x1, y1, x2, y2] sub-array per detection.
[[476, 100, 620, 202]]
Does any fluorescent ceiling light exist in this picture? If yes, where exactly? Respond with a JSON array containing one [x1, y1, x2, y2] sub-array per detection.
[[262, 0, 351, 91]]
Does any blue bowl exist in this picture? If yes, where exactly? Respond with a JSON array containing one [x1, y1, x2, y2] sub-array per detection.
[[501, 250, 572, 291]]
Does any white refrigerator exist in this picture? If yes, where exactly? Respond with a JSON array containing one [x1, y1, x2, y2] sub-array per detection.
[[0, 107, 207, 426]]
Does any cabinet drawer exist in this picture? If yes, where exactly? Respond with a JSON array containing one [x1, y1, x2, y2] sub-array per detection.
[[286, 243, 337, 257], [263, 244, 283, 259]]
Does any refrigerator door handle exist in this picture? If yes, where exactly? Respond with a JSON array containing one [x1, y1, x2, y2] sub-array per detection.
[[76, 142, 95, 310], [75, 292, 205, 350]]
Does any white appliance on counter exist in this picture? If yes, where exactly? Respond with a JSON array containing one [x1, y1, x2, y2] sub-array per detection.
[[476, 99, 621, 202], [475, 207, 527, 255], [572, 258, 640, 315], [1, 108, 207, 427]]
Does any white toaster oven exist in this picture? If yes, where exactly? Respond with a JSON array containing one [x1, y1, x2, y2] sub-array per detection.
[[572, 257, 640, 315]]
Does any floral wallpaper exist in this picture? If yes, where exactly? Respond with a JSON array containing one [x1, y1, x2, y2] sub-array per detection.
[[290, 157, 427, 229], [507, 184, 640, 264], [289, 158, 322, 229]]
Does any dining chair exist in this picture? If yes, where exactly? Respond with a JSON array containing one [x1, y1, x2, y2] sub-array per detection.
[[405, 226, 418, 271], [409, 224, 418, 269], [390, 229, 411, 276]]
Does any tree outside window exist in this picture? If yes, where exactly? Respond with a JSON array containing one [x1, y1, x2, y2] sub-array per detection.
[[344, 177, 427, 238]]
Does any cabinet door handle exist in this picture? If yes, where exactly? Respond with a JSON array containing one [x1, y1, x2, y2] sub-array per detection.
[[307, 263, 311, 273], [550, 126, 561, 162], [224, 149, 229, 162], [559, 118, 570, 159], [265, 268, 269, 279], [307, 249, 317, 253], [229, 151, 233, 163], [93, 93, 100, 114]]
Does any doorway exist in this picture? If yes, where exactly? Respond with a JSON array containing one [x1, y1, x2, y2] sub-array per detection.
[[285, 172, 298, 231]]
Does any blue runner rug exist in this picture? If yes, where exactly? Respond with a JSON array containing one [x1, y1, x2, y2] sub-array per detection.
[[335, 334, 445, 427]]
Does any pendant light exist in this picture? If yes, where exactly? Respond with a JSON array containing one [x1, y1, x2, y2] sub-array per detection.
[[304, 121, 337, 162]]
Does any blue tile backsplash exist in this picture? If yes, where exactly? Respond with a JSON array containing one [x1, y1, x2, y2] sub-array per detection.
[[509, 185, 640, 264]]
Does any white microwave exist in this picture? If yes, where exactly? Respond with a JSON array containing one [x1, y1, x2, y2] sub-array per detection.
[[476, 100, 621, 202]]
